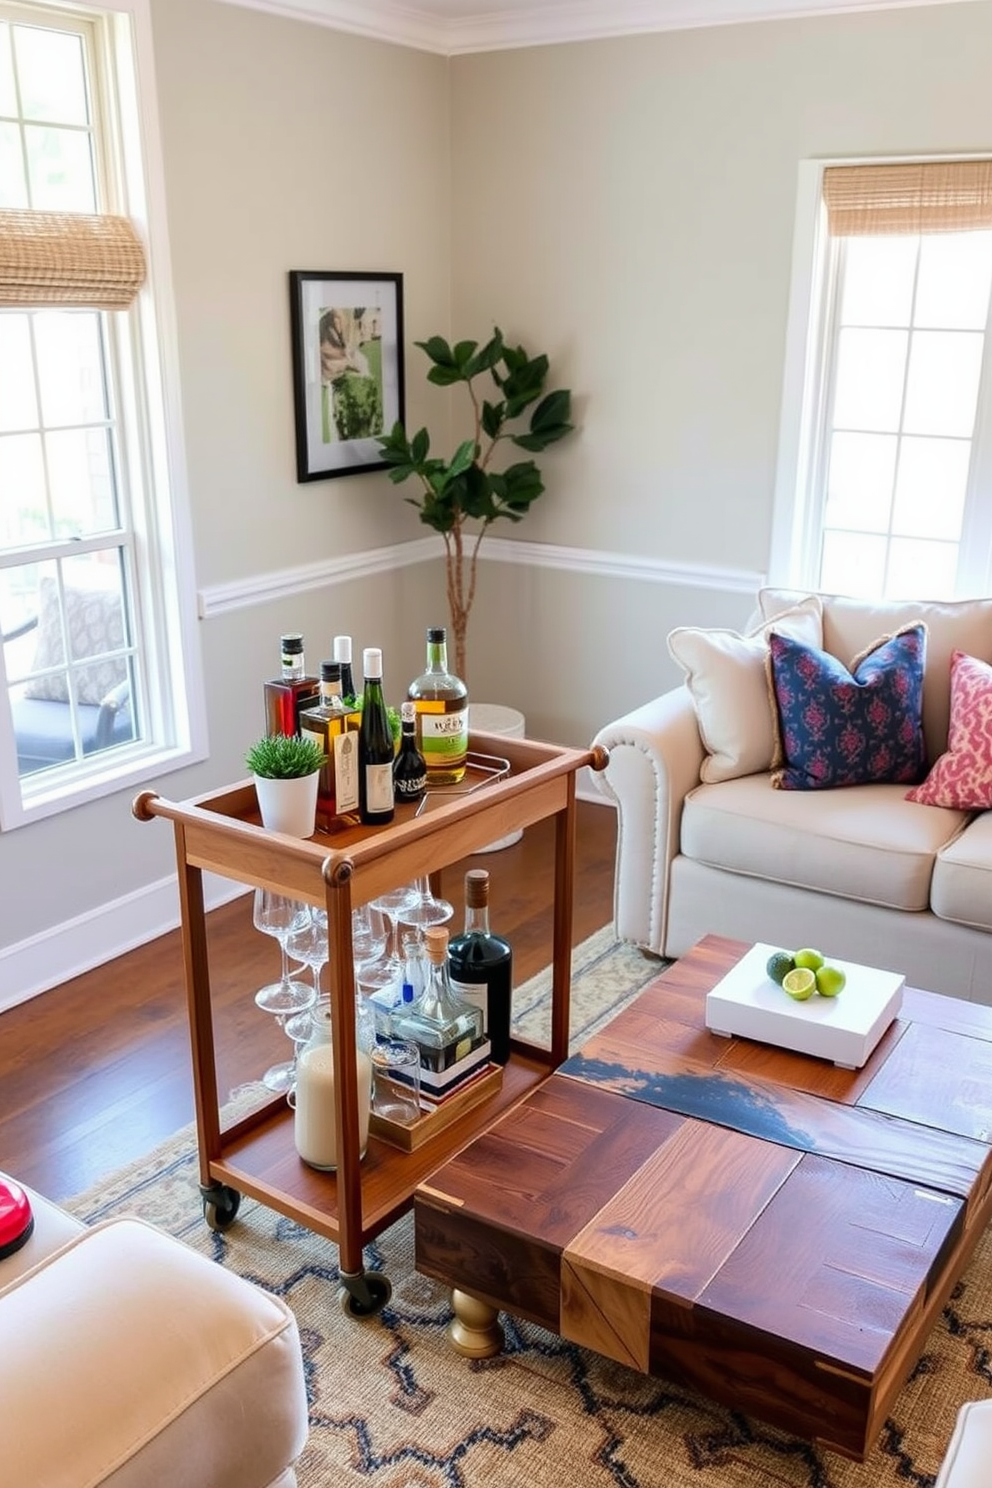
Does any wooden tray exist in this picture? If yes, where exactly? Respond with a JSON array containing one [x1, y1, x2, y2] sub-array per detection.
[[370, 1063, 504, 1151]]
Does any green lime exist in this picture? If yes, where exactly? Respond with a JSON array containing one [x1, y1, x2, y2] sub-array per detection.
[[815, 964, 846, 997], [765, 950, 796, 986], [793, 947, 825, 972], [782, 967, 816, 1001]]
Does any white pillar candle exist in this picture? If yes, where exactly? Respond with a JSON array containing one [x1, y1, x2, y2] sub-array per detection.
[[294, 1043, 372, 1171]]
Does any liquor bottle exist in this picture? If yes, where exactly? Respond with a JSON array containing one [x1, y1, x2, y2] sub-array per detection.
[[392, 700, 427, 803], [392, 926, 484, 1074], [299, 661, 360, 827], [358, 647, 395, 826], [333, 634, 356, 703], [448, 868, 513, 1064], [263, 633, 320, 737], [407, 626, 469, 785]]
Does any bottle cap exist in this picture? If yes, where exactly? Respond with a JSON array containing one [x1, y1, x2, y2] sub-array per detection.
[[333, 635, 352, 662], [427, 626, 446, 643], [464, 868, 490, 908], [363, 647, 383, 678], [281, 633, 304, 654], [320, 661, 342, 683], [401, 700, 416, 723], [424, 926, 449, 963]]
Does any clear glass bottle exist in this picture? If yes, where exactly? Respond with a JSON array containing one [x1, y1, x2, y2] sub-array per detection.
[[407, 626, 469, 785], [358, 647, 395, 826], [291, 997, 372, 1171], [392, 700, 427, 802], [263, 632, 320, 737], [448, 868, 513, 1064], [299, 661, 360, 827], [333, 634, 356, 703], [392, 926, 484, 1073]]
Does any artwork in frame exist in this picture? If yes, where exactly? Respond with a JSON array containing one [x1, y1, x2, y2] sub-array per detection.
[[289, 270, 404, 481]]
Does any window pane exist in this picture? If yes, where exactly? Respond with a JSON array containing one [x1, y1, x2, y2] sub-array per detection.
[[840, 236, 917, 327], [0, 315, 39, 431], [0, 23, 16, 114], [24, 122, 95, 209], [47, 427, 117, 536], [832, 327, 907, 431], [0, 120, 27, 206], [915, 231, 992, 331], [824, 431, 896, 533], [886, 536, 958, 599], [0, 431, 48, 543], [35, 311, 107, 426], [14, 24, 89, 126], [903, 330, 983, 437], [820, 530, 887, 596], [0, 560, 48, 682], [892, 436, 970, 541]]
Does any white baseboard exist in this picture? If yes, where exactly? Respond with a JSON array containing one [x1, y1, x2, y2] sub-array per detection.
[[0, 871, 248, 1015]]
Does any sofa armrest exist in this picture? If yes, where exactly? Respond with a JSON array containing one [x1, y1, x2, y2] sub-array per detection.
[[592, 686, 704, 956]]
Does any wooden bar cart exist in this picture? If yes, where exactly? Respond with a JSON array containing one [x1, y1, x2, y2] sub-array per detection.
[[134, 731, 607, 1316]]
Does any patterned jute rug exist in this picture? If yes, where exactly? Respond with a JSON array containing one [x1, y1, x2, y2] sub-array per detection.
[[65, 927, 992, 1488]]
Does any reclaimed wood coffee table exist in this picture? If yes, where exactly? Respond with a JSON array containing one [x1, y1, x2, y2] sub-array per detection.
[[414, 935, 992, 1460]]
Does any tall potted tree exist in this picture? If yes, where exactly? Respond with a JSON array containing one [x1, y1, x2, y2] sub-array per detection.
[[377, 327, 574, 681]]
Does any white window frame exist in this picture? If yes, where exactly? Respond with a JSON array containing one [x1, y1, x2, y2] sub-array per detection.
[[0, 0, 207, 830], [770, 154, 992, 599]]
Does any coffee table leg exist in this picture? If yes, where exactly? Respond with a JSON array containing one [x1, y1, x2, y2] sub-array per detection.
[[449, 1289, 505, 1358]]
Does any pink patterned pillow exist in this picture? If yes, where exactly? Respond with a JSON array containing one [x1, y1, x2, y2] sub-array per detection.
[[906, 650, 992, 809]]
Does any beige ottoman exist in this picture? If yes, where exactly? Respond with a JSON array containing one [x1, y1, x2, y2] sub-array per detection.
[[0, 1179, 308, 1488], [935, 1400, 992, 1488]]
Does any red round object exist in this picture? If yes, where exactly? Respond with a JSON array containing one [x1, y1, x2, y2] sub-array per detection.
[[0, 1176, 34, 1260]]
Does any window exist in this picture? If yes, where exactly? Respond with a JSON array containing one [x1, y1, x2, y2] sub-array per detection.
[[0, 0, 204, 829], [771, 158, 992, 602]]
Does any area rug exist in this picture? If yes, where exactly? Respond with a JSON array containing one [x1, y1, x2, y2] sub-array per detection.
[[65, 929, 991, 1488]]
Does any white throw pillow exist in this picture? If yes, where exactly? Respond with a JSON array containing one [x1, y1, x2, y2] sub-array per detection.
[[668, 595, 823, 783]]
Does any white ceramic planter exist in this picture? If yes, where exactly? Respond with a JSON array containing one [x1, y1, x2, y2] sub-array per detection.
[[253, 771, 319, 838]]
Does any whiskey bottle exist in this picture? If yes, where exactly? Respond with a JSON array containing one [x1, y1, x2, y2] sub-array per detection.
[[392, 700, 427, 802], [333, 634, 356, 702], [358, 647, 395, 826], [299, 661, 360, 827], [263, 633, 320, 737], [448, 868, 513, 1064], [407, 626, 469, 785], [392, 926, 484, 1073]]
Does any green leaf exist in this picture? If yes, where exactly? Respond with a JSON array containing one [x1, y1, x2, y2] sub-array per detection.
[[416, 336, 455, 368], [512, 388, 573, 450], [411, 426, 431, 463], [481, 400, 505, 440], [464, 330, 505, 381], [499, 461, 545, 511], [427, 363, 469, 387], [452, 339, 479, 370]]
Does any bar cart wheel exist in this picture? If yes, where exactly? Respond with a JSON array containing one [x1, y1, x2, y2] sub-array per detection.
[[338, 1269, 392, 1318], [201, 1181, 242, 1232]]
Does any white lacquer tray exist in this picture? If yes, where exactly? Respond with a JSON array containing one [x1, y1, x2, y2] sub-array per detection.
[[705, 942, 904, 1068]]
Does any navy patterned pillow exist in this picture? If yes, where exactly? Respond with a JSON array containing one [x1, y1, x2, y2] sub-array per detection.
[[768, 624, 928, 791]]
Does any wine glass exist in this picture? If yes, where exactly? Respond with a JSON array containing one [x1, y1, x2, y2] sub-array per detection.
[[402, 875, 454, 928], [285, 913, 329, 1000], [351, 904, 389, 987], [252, 890, 313, 1015], [368, 883, 421, 989]]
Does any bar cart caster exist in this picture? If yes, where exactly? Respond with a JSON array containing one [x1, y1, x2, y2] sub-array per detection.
[[338, 1268, 392, 1318], [201, 1181, 242, 1233]]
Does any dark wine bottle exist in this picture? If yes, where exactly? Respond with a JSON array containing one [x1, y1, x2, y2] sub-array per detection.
[[392, 700, 427, 802], [358, 647, 395, 826], [447, 868, 513, 1064], [333, 634, 355, 702]]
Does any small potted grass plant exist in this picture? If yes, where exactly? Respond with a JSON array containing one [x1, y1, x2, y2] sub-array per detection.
[[245, 733, 324, 837]]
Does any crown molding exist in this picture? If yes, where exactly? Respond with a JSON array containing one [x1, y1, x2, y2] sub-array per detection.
[[212, 0, 977, 56]]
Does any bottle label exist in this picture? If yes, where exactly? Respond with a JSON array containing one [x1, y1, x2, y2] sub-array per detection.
[[451, 976, 488, 1033], [394, 766, 427, 799], [418, 706, 469, 760], [364, 761, 394, 813], [333, 731, 359, 814]]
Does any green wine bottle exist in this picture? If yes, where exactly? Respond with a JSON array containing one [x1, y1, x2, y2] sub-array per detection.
[[358, 647, 395, 825]]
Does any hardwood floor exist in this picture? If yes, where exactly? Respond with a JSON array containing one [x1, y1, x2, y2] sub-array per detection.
[[0, 800, 617, 1203]]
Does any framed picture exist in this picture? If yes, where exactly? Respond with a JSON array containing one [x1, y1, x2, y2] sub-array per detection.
[[288, 270, 404, 481]]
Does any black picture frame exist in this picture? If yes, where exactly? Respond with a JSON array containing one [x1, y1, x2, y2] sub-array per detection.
[[289, 270, 404, 481]]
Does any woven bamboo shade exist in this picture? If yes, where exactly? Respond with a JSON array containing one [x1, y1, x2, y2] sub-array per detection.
[[823, 161, 992, 236], [0, 209, 146, 309]]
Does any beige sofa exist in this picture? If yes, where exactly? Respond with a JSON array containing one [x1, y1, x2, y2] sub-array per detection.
[[593, 590, 992, 1006], [0, 1175, 309, 1487]]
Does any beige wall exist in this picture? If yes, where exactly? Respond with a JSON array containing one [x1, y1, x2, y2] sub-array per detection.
[[5, 0, 992, 989]]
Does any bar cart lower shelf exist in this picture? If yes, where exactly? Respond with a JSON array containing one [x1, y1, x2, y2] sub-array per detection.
[[135, 729, 607, 1316]]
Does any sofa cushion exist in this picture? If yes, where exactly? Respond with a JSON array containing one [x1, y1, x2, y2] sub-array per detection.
[[907, 650, 992, 809], [768, 625, 927, 790], [931, 812, 992, 932], [22, 576, 127, 706], [681, 774, 965, 911], [667, 595, 823, 784], [759, 589, 992, 766]]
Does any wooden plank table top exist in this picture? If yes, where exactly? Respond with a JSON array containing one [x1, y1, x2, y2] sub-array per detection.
[[414, 934, 992, 1460]]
